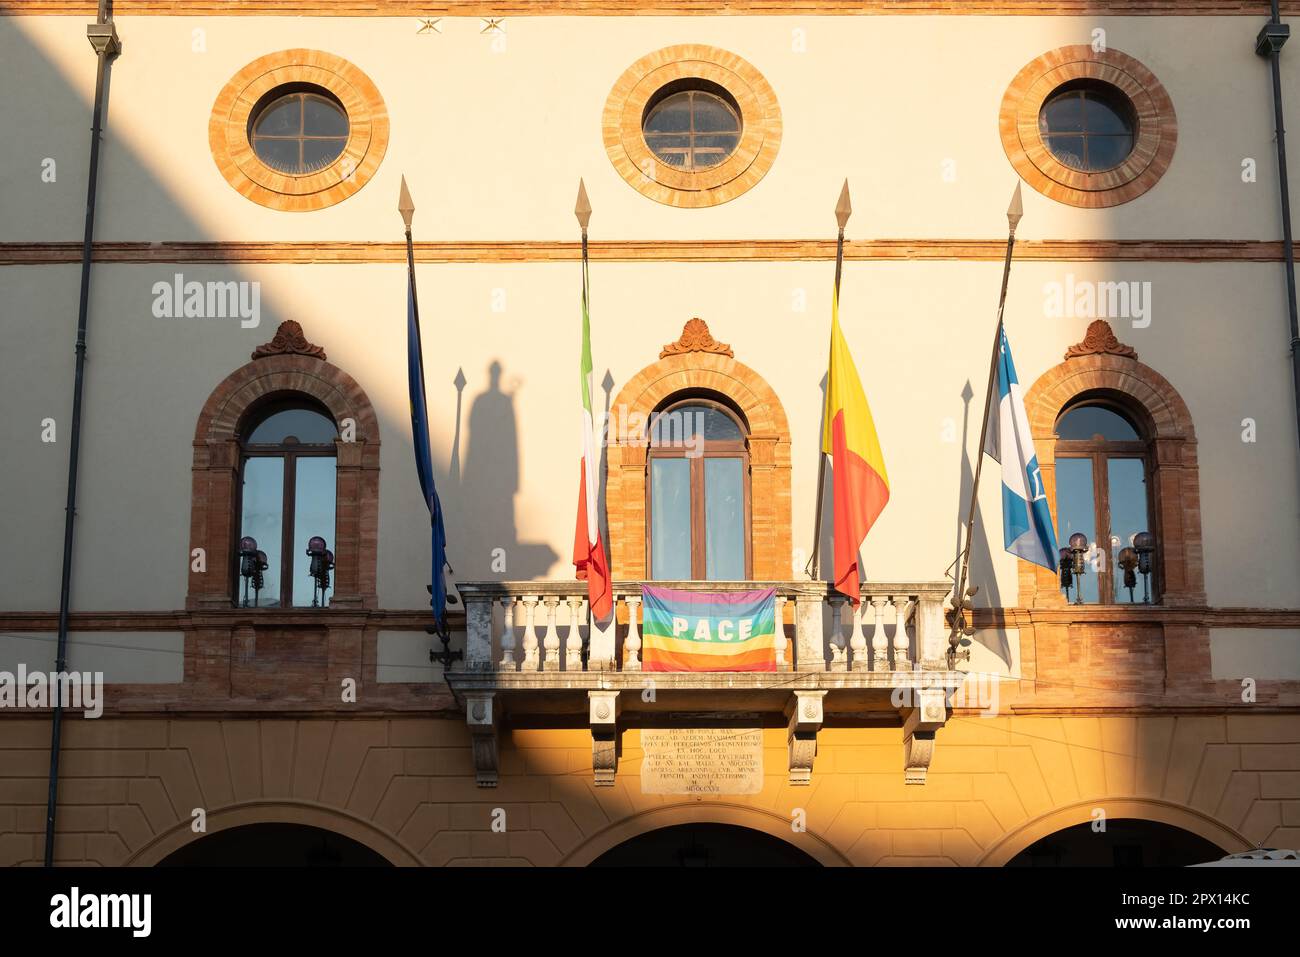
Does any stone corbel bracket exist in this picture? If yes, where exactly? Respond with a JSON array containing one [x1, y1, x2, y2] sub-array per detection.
[[589, 690, 621, 786], [787, 690, 826, 785], [901, 687, 949, 785], [465, 691, 500, 788]]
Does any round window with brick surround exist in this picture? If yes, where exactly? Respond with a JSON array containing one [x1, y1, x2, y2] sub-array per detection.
[[603, 45, 781, 208], [1001, 46, 1176, 208], [210, 50, 388, 212]]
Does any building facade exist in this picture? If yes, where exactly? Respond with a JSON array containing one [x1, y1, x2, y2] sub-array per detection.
[[2, 0, 1299, 866]]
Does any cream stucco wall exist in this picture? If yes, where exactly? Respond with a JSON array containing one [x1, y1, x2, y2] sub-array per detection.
[[1, 13, 1299, 627], [0, 15, 1295, 244]]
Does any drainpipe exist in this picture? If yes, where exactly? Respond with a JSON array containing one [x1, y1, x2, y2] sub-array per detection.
[[1257, 3, 1300, 456], [43, 2, 120, 868]]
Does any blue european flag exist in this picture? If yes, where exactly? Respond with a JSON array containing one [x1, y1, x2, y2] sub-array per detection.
[[982, 325, 1059, 570], [407, 275, 450, 637]]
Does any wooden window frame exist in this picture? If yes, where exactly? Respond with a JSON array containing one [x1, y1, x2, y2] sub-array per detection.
[[1055, 400, 1158, 604], [234, 401, 338, 607], [645, 398, 753, 581]]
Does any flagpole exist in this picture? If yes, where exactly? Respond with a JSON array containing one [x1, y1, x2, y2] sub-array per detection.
[[950, 182, 1024, 660], [398, 176, 429, 416], [809, 180, 852, 580], [398, 176, 459, 661]]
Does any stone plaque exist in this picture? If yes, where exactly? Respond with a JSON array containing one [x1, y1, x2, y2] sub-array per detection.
[[640, 728, 763, 795]]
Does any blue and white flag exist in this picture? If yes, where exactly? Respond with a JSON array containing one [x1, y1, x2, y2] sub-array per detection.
[[982, 325, 1059, 570]]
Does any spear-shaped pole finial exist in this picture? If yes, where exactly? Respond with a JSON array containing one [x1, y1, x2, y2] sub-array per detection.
[[1007, 180, 1023, 234], [398, 175, 415, 230], [835, 178, 852, 231], [575, 178, 592, 233]]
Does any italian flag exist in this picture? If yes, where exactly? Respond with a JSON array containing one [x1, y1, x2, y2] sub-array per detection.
[[822, 289, 890, 604], [572, 258, 613, 620]]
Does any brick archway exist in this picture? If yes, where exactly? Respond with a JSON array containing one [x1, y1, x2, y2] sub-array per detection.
[[188, 330, 380, 610], [977, 798, 1247, 867], [605, 324, 792, 581], [126, 801, 420, 867], [1020, 323, 1203, 608], [559, 803, 849, 866]]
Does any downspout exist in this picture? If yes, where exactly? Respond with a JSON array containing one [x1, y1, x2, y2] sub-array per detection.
[[1257, 4, 1300, 455], [43, 2, 120, 867]]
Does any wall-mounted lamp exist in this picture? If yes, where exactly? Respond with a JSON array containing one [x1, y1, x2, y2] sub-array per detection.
[[1133, 530, 1155, 603], [1058, 547, 1073, 597], [1067, 532, 1089, 604], [306, 536, 334, 607], [1117, 546, 1138, 602], [239, 536, 266, 607]]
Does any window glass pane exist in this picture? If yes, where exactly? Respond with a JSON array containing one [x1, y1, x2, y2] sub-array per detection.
[[255, 97, 301, 136], [650, 458, 692, 580], [704, 458, 745, 581], [291, 457, 337, 607], [651, 405, 742, 446], [1056, 405, 1140, 441], [301, 139, 347, 172], [1044, 135, 1085, 170], [1055, 457, 1099, 604], [303, 95, 349, 136], [252, 138, 301, 174], [645, 93, 692, 134], [1081, 93, 1133, 135], [1039, 92, 1085, 134], [1107, 457, 1151, 604], [1085, 135, 1134, 171], [239, 457, 284, 606], [247, 407, 338, 445], [692, 95, 740, 132]]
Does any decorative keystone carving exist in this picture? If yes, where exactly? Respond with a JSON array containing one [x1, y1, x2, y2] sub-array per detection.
[[251, 320, 327, 361], [787, 690, 826, 785], [660, 318, 734, 359], [901, 687, 948, 785], [1064, 319, 1138, 361], [465, 692, 500, 788], [589, 690, 621, 786]]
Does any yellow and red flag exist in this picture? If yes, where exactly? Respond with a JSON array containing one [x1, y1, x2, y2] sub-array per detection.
[[822, 290, 889, 604]]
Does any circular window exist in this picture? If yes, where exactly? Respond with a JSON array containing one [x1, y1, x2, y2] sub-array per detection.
[[210, 50, 388, 211], [642, 82, 742, 172], [1038, 81, 1137, 172], [249, 87, 350, 175], [1001, 46, 1175, 208], [603, 45, 781, 208]]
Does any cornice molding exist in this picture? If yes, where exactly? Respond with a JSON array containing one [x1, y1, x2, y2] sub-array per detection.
[[0, 239, 1284, 265], [2, 1, 1296, 16]]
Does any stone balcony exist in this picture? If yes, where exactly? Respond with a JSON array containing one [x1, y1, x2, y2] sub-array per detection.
[[445, 580, 965, 788]]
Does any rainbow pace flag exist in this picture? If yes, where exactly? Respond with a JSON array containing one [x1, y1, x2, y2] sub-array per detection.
[[822, 288, 890, 605], [640, 586, 777, 672]]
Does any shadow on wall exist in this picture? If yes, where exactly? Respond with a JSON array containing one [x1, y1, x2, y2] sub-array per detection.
[[452, 360, 558, 581], [953, 378, 1009, 666], [0, 21, 563, 614]]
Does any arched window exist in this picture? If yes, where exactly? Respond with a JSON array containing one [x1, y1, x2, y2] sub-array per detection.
[[646, 398, 751, 581], [235, 400, 338, 607], [1054, 399, 1157, 604]]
